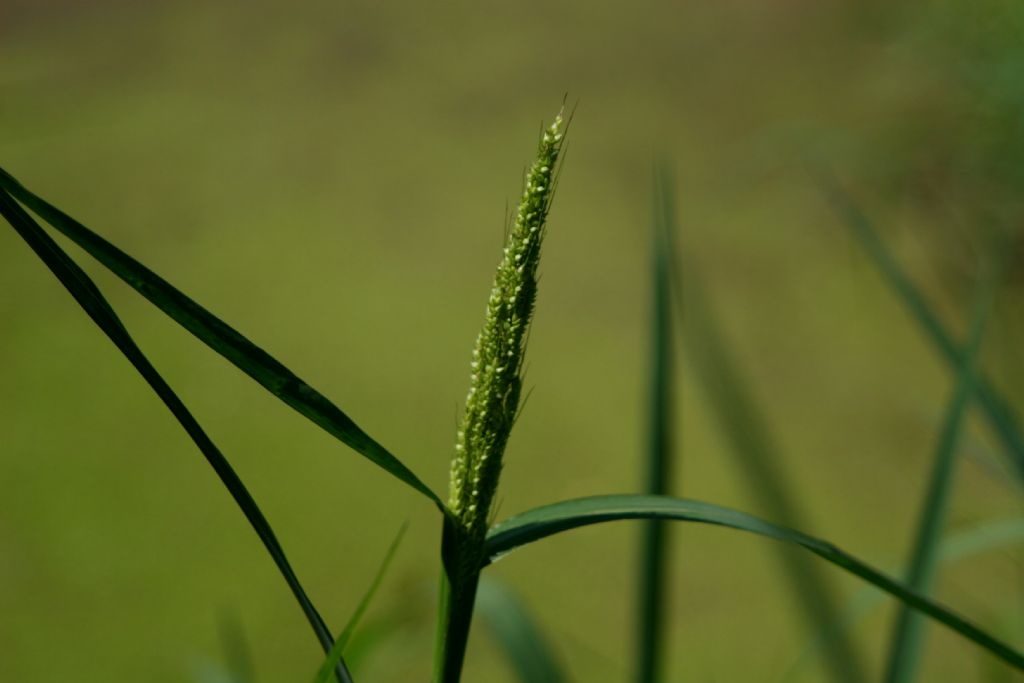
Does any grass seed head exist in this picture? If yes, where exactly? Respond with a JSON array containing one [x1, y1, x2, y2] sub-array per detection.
[[448, 111, 565, 540]]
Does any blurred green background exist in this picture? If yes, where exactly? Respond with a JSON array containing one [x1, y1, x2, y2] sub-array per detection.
[[1, 1, 1022, 681]]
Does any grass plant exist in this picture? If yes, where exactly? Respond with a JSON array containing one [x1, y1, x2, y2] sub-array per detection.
[[2, 109, 1022, 682]]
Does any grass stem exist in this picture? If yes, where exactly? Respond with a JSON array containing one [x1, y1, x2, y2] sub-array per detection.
[[635, 164, 676, 683], [884, 271, 995, 683]]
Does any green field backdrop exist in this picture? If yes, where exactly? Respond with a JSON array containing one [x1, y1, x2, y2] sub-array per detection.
[[1, 1, 1022, 681]]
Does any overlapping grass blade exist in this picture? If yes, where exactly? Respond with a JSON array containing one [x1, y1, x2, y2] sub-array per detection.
[[821, 178, 1024, 482], [0, 165, 441, 508], [482, 494, 1024, 670], [0, 188, 352, 683], [782, 516, 1024, 682], [635, 164, 675, 683], [677, 259, 865, 681], [476, 576, 567, 683], [884, 274, 994, 683], [312, 523, 407, 683]]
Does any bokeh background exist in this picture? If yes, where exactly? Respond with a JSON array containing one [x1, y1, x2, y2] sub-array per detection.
[[1, 1, 1022, 681]]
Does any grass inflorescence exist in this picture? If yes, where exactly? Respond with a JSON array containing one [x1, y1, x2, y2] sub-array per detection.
[[436, 110, 565, 683], [449, 111, 565, 542]]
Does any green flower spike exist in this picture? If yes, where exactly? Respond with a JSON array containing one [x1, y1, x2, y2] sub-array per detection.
[[448, 111, 566, 542], [435, 111, 566, 683]]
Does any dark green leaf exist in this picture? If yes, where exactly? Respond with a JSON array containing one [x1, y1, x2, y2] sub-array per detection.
[[483, 494, 1024, 671], [782, 517, 1024, 682], [0, 165, 442, 508], [0, 188, 351, 683]]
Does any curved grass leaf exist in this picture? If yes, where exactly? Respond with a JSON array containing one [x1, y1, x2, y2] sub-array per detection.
[[476, 576, 567, 683], [312, 522, 408, 683], [0, 189, 352, 683], [678, 259, 865, 682], [483, 494, 1024, 671], [0, 165, 442, 508], [821, 178, 1024, 482], [884, 272, 993, 683], [782, 516, 1024, 682]]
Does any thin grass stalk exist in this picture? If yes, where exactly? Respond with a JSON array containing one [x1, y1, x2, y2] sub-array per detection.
[[821, 178, 1024, 482], [0, 188, 352, 683], [313, 523, 407, 683], [433, 111, 565, 683], [676, 260, 867, 683], [636, 164, 675, 683], [884, 273, 994, 683]]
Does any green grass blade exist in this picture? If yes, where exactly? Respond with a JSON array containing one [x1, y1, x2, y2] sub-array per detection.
[[782, 516, 1024, 682], [476, 576, 567, 683], [940, 518, 1024, 560], [218, 611, 256, 683], [312, 523, 408, 683], [483, 494, 1024, 671], [0, 165, 441, 508], [821, 178, 1024, 482], [191, 661, 247, 683], [635, 164, 675, 683], [677, 259, 865, 682], [0, 188, 352, 683], [884, 275, 994, 683]]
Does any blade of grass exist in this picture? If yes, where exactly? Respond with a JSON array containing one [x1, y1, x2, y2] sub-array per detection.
[[336, 616, 404, 676], [0, 165, 442, 508], [677, 258, 866, 682], [482, 494, 1024, 671], [884, 272, 994, 683], [635, 163, 675, 683], [821, 177, 1024, 482], [312, 523, 408, 683], [941, 518, 1024, 560], [781, 516, 1024, 682], [0, 188, 352, 683], [218, 610, 256, 683], [191, 662, 245, 683], [476, 576, 567, 683]]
